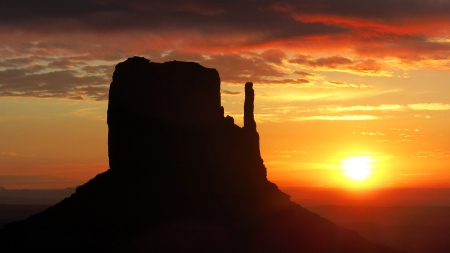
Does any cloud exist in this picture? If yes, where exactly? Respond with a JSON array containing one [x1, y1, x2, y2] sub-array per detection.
[[259, 87, 400, 102], [81, 64, 115, 75], [289, 55, 389, 75], [309, 56, 353, 68], [2, 0, 445, 66], [294, 71, 315, 77], [0, 51, 293, 100], [270, 1, 450, 63], [272, 0, 450, 31], [326, 81, 372, 88], [0, 0, 345, 42], [311, 103, 450, 112], [2, 0, 447, 35], [413, 150, 450, 158], [197, 53, 288, 84], [350, 59, 384, 74], [48, 59, 85, 69], [321, 104, 405, 112], [292, 115, 379, 121], [251, 102, 450, 123], [75, 85, 109, 101], [158, 51, 289, 84], [175, 2, 226, 16], [255, 78, 310, 86], [0, 56, 45, 68], [260, 49, 286, 65], [72, 107, 105, 120], [0, 0, 449, 101], [221, 89, 241, 95], [0, 67, 109, 101], [408, 103, 450, 111]]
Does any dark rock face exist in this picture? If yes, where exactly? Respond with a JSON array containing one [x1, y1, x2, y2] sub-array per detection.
[[109, 57, 222, 127], [108, 57, 223, 171], [0, 57, 405, 253]]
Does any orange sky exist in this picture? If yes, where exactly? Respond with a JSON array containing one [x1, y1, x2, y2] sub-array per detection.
[[1, 0, 450, 189]]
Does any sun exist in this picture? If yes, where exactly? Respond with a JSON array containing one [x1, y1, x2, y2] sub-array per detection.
[[341, 156, 373, 181]]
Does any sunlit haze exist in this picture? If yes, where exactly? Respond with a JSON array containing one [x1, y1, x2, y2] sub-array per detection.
[[342, 156, 373, 181]]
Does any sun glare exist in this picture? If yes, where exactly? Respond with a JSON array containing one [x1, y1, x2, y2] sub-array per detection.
[[341, 156, 373, 181]]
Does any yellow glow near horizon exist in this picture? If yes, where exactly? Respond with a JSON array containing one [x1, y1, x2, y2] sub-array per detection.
[[341, 156, 373, 181]]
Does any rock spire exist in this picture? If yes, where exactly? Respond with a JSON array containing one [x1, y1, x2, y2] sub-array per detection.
[[244, 82, 256, 130]]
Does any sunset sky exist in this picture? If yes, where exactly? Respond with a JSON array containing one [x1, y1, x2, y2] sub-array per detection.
[[1, 0, 450, 189]]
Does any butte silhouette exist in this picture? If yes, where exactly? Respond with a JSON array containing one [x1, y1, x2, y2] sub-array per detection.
[[0, 57, 405, 253]]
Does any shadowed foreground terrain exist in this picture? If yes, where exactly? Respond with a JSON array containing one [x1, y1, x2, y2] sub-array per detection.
[[0, 204, 51, 229], [0, 187, 75, 205], [0, 57, 404, 253], [308, 205, 450, 253]]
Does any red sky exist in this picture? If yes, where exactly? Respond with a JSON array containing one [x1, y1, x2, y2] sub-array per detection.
[[1, 0, 450, 189]]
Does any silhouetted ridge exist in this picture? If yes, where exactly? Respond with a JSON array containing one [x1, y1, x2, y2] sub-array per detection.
[[0, 57, 405, 253]]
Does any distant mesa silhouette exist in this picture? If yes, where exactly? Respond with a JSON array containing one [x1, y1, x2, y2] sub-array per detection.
[[0, 57, 406, 253]]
